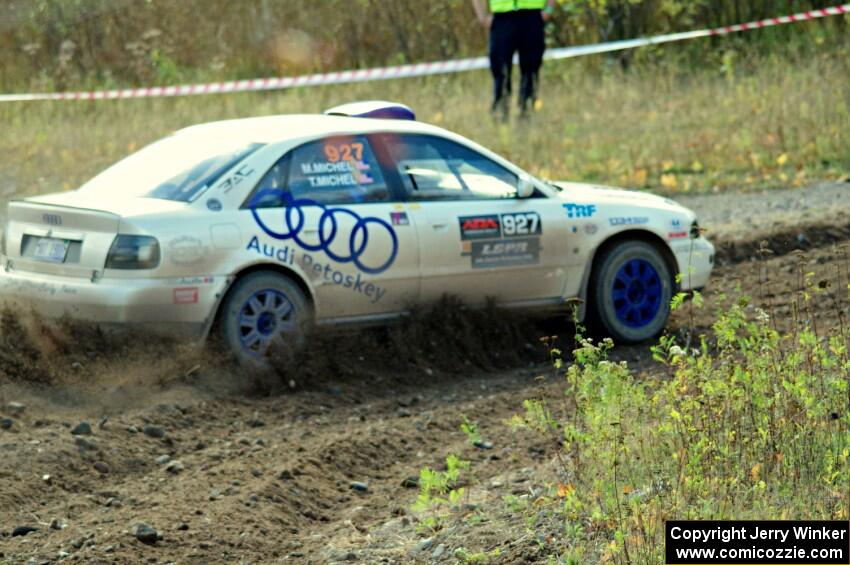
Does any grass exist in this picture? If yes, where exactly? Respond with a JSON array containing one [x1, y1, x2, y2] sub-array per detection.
[[1, 38, 848, 203], [417, 278, 850, 563]]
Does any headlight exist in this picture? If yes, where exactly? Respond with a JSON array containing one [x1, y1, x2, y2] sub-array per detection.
[[105, 235, 160, 269], [690, 220, 701, 239]]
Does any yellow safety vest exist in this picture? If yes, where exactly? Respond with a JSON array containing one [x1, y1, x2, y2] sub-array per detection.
[[489, 0, 546, 12]]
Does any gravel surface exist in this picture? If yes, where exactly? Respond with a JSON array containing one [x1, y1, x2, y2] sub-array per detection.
[[675, 181, 850, 241]]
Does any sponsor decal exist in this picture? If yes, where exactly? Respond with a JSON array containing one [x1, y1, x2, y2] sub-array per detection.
[[298, 141, 377, 188], [217, 164, 255, 194], [245, 236, 386, 303], [469, 238, 540, 269], [390, 211, 409, 226], [42, 213, 62, 226], [248, 188, 398, 275], [501, 212, 541, 237], [301, 254, 385, 303], [207, 198, 222, 212], [609, 216, 649, 226], [173, 287, 199, 304], [0, 279, 77, 295], [246, 236, 296, 265], [562, 203, 597, 219], [460, 212, 542, 269], [669, 231, 689, 239], [167, 236, 208, 266], [459, 215, 501, 240], [671, 218, 682, 228], [168, 276, 214, 285], [459, 212, 541, 240]]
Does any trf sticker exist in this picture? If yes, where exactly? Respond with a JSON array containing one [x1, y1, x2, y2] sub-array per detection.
[[563, 203, 597, 219]]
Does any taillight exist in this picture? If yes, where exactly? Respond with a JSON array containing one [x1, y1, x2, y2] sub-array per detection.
[[105, 235, 160, 269]]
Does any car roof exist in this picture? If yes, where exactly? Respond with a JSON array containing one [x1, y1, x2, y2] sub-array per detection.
[[175, 114, 448, 145]]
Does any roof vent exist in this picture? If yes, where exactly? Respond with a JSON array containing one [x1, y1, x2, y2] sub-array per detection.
[[324, 101, 415, 121]]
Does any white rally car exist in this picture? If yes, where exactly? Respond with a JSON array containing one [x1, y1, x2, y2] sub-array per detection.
[[0, 101, 713, 360]]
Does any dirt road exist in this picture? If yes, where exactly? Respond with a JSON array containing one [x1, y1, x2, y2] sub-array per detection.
[[1, 181, 850, 564]]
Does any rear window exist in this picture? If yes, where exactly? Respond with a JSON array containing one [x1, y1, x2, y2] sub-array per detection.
[[147, 143, 262, 202], [78, 135, 263, 202]]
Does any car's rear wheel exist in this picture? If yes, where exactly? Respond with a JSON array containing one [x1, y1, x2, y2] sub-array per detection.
[[219, 272, 310, 363], [588, 240, 673, 344]]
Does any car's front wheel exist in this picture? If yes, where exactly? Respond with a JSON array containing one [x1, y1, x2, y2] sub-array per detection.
[[588, 240, 673, 344], [219, 271, 310, 363]]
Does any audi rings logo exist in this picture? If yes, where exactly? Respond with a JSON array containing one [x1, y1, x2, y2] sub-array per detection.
[[249, 188, 398, 275]]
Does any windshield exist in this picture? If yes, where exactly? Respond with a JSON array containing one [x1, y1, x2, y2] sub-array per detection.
[[78, 135, 263, 202]]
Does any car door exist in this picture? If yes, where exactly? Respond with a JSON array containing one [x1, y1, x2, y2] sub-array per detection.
[[374, 133, 569, 307], [242, 134, 420, 321]]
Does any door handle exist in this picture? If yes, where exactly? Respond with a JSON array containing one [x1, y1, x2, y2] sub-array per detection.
[[431, 223, 449, 232]]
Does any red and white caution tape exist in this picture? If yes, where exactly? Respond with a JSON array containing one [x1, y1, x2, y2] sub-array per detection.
[[1, 3, 847, 103]]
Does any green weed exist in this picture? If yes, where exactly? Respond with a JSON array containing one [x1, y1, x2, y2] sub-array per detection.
[[502, 267, 850, 563], [411, 454, 471, 532]]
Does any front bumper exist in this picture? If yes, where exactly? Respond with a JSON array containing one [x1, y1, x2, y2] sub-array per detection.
[[0, 267, 227, 336], [672, 236, 715, 291]]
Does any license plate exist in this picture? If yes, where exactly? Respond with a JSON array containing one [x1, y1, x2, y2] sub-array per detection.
[[33, 238, 69, 263]]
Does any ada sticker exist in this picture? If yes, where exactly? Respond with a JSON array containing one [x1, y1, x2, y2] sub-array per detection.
[[390, 211, 409, 226], [470, 238, 540, 269], [173, 287, 199, 304], [459, 215, 500, 240]]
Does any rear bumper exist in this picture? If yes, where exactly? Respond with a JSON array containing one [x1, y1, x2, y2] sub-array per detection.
[[0, 267, 227, 337], [672, 236, 715, 291]]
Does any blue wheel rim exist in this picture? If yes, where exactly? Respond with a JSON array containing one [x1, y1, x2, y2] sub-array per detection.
[[612, 258, 663, 328], [238, 288, 296, 355]]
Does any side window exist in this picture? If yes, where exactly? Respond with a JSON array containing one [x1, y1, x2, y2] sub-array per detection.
[[383, 134, 518, 201], [246, 135, 389, 208]]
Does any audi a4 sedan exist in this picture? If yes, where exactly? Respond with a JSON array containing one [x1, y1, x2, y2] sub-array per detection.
[[0, 101, 714, 361]]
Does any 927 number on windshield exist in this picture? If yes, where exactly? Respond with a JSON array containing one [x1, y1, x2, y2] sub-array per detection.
[[324, 142, 364, 163], [501, 212, 541, 237]]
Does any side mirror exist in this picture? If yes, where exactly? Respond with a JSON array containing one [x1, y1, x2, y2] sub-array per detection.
[[517, 175, 535, 199]]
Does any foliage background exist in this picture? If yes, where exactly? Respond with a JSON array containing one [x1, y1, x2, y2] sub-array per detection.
[[0, 0, 847, 90]]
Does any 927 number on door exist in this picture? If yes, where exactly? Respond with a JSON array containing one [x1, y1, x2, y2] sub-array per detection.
[[501, 212, 541, 237]]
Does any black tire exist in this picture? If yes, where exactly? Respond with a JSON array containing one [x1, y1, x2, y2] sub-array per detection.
[[588, 240, 673, 344], [218, 271, 310, 364]]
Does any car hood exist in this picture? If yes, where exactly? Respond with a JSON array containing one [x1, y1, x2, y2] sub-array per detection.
[[23, 191, 187, 218], [551, 181, 688, 212]]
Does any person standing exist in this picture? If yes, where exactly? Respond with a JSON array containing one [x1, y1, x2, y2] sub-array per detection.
[[472, 0, 555, 117]]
